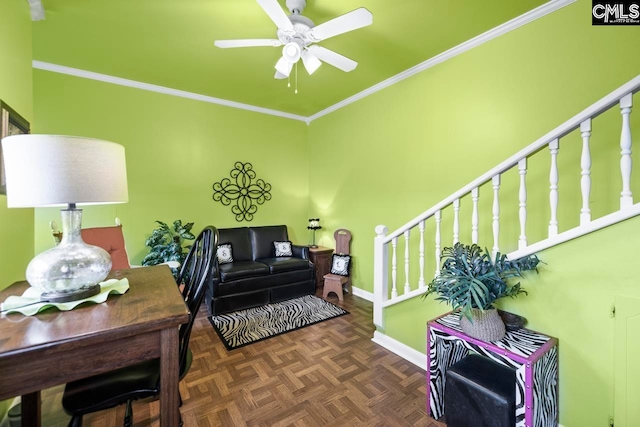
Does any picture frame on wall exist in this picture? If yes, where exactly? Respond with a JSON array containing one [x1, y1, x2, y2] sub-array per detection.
[[0, 101, 30, 195]]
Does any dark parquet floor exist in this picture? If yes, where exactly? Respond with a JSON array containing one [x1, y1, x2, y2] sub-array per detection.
[[39, 289, 446, 426]]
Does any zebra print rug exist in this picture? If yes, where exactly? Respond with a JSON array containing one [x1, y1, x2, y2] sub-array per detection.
[[209, 295, 349, 350]]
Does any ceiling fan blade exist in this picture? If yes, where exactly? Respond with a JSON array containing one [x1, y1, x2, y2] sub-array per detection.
[[274, 71, 288, 79], [257, 0, 294, 31], [301, 50, 322, 75], [310, 8, 372, 41], [214, 39, 282, 48], [275, 56, 294, 77], [307, 45, 357, 72]]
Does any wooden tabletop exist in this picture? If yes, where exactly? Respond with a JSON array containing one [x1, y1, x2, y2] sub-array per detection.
[[0, 265, 190, 400]]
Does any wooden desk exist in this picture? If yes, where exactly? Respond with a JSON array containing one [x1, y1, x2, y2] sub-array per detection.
[[0, 265, 189, 427]]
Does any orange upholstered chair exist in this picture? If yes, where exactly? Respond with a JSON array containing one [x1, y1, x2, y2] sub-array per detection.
[[51, 219, 130, 271], [51, 218, 179, 272], [80, 225, 131, 270]]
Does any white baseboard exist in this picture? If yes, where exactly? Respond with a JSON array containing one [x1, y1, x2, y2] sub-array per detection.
[[371, 331, 427, 370], [351, 286, 373, 301]]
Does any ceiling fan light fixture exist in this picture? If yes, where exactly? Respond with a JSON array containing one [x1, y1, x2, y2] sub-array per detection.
[[301, 50, 321, 75], [275, 56, 294, 77], [282, 42, 302, 64]]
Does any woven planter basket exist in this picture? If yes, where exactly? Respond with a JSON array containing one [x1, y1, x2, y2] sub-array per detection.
[[459, 308, 506, 342]]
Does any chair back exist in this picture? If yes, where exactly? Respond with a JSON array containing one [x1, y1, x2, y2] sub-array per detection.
[[81, 225, 131, 270], [50, 218, 131, 270], [175, 226, 219, 372], [334, 229, 352, 255]]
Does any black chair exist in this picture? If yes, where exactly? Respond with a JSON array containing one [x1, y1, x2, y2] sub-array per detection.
[[62, 226, 219, 427]]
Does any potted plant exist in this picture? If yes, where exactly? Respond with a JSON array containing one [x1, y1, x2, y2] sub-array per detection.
[[141, 220, 195, 278], [423, 242, 541, 341]]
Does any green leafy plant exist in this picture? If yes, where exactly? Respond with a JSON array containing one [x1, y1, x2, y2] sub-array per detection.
[[423, 242, 541, 321], [141, 220, 195, 277]]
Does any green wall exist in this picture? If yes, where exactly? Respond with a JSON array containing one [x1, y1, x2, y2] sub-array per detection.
[[7, 0, 640, 424], [0, 0, 34, 419], [307, 1, 640, 426], [0, 0, 34, 290], [32, 71, 310, 261]]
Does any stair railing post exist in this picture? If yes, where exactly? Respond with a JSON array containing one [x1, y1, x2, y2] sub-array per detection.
[[518, 158, 528, 250], [492, 174, 501, 257], [373, 225, 389, 329], [471, 187, 479, 244], [435, 210, 442, 277], [453, 199, 460, 244], [418, 220, 426, 288], [580, 119, 592, 226], [620, 93, 633, 209], [548, 139, 560, 237]]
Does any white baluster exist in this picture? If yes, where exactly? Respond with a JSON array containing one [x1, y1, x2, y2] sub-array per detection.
[[435, 210, 442, 277], [620, 93, 633, 209], [549, 139, 560, 237], [391, 237, 398, 299], [418, 220, 425, 288], [404, 230, 411, 294], [471, 187, 479, 244], [492, 175, 501, 256], [580, 119, 592, 226], [453, 199, 460, 244], [518, 158, 528, 250]]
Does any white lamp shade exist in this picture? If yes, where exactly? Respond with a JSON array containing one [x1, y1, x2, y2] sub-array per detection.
[[1, 135, 128, 207]]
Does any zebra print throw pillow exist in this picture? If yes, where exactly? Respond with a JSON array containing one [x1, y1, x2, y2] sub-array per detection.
[[216, 243, 233, 264], [330, 254, 351, 276], [274, 241, 293, 257]]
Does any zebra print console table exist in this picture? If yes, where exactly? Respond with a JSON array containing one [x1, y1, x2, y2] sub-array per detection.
[[427, 313, 559, 427]]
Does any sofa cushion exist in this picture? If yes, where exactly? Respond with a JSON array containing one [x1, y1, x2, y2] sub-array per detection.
[[258, 257, 311, 274], [220, 261, 269, 282], [250, 225, 288, 260], [218, 227, 253, 262]]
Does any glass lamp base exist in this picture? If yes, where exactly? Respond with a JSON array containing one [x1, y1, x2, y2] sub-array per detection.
[[41, 284, 101, 303], [27, 208, 112, 302]]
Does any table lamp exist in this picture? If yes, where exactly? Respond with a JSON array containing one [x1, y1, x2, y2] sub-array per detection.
[[2, 135, 128, 302], [307, 218, 321, 248]]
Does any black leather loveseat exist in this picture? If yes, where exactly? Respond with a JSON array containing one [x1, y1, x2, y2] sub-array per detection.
[[205, 225, 315, 315]]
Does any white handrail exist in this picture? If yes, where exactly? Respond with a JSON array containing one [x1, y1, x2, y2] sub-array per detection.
[[382, 75, 640, 243]]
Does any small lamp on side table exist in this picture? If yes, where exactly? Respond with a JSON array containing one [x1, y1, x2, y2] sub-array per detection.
[[2, 134, 128, 302], [307, 218, 322, 248]]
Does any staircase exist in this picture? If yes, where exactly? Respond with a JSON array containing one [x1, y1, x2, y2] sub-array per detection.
[[373, 75, 640, 329]]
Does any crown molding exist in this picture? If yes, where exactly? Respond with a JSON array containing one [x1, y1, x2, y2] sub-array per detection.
[[32, 61, 309, 123], [32, 0, 573, 124], [307, 0, 575, 123]]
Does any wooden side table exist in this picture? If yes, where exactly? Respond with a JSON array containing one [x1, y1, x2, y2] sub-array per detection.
[[308, 246, 333, 288]]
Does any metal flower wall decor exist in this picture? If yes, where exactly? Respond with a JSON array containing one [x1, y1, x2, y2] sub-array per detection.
[[212, 161, 272, 222]]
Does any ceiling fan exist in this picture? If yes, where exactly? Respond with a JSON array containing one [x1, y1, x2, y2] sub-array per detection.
[[214, 0, 373, 80]]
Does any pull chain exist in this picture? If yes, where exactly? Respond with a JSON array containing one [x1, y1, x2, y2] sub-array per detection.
[[287, 73, 291, 88], [295, 62, 298, 94]]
